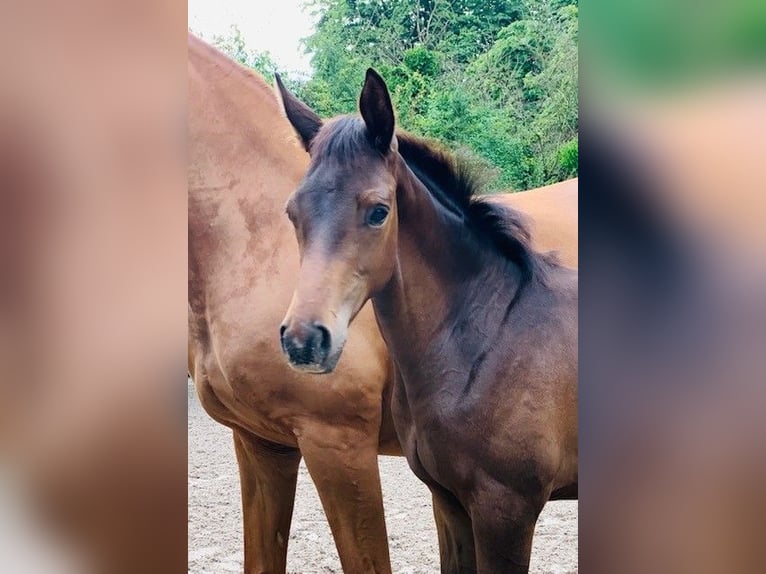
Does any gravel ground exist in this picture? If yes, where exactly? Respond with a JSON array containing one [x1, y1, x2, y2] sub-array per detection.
[[188, 383, 577, 573]]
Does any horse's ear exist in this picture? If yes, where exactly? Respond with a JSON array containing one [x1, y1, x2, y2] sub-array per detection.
[[359, 68, 395, 154], [274, 73, 322, 151]]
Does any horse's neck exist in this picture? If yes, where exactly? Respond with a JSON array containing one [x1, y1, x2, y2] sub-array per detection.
[[372, 162, 523, 396], [188, 42, 307, 282]]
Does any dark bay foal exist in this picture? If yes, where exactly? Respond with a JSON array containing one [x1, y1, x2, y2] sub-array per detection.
[[276, 70, 578, 573]]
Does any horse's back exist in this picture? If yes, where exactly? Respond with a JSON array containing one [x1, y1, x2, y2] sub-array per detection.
[[490, 178, 578, 268]]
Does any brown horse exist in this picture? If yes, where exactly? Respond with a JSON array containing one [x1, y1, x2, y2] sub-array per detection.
[[277, 69, 577, 573], [189, 34, 576, 573], [189, 35, 398, 573]]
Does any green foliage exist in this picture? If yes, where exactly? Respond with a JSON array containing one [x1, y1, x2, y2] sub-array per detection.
[[403, 46, 440, 77], [302, 0, 578, 191], [210, 25, 280, 79], [212, 0, 578, 191], [556, 138, 578, 180]]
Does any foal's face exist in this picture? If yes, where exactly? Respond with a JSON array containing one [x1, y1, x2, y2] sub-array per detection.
[[280, 147, 398, 373], [275, 69, 398, 373]]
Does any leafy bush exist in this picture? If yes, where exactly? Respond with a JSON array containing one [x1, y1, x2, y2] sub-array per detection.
[[556, 138, 579, 179], [403, 46, 441, 77], [211, 0, 578, 191]]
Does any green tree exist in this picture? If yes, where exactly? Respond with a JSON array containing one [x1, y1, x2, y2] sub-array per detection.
[[301, 0, 578, 191], [210, 1, 578, 191]]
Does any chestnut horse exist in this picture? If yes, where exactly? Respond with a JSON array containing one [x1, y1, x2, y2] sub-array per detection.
[[277, 69, 577, 573], [189, 35, 576, 573]]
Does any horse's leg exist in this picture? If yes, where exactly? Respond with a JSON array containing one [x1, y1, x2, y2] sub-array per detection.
[[470, 490, 545, 574], [233, 429, 302, 574], [431, 488, 477, 573], [297, 424, 392, 574]]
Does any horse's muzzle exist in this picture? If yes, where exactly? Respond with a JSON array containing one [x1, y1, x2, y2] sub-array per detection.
[[279, 320, 336, 374]]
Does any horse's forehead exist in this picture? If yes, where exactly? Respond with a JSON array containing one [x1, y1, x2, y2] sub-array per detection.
[[295, 167, 356, 211], [305, 156, 379, 191]]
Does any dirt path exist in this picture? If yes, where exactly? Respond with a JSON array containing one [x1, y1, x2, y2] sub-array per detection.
[[188, 383, 577, 573]]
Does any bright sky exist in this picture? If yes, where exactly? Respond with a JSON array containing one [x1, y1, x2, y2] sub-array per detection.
[[188, 0, 318, 76]]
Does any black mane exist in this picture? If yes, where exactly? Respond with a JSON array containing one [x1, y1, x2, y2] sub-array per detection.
[[311, 117, 554, 282], [396, 132, 554, 282]]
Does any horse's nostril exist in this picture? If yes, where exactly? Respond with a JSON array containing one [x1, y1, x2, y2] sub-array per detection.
[[314, 324, 331, 353], [279, 324, 287, 350]]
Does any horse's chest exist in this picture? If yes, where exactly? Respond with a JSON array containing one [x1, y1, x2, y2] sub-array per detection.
[[392, 383, 471, 489]]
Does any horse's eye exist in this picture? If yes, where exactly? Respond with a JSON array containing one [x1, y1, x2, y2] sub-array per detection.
[[366, 204, 389, 227]]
